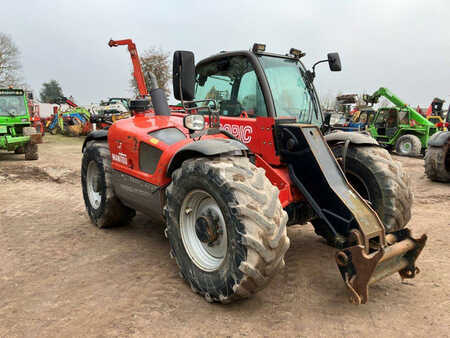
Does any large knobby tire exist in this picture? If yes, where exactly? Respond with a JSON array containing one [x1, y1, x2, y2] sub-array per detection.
[[325, 144, 412, 234], [24, 143, 39, 160], [424, 144, 450, 182], [395, 134, 422, 157], [81, 141, 135, 228], [165, 156, 290, 303]]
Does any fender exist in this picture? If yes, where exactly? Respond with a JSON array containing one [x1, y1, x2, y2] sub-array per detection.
[[324, 131, 379, 146], [428, 131, 450, 147], [167, 138, 248, 175], [82, 129, 108, 152]]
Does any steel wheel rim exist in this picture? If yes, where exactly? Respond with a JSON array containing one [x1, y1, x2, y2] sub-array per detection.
[[87, 161, 102, 209], [180, 189, 228, 272], [400, 140, 412, 154]]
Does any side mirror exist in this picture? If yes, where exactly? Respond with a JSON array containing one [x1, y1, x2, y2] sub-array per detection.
[[27, 92, 34, 100], [173, 51, 195, 101], [327, 53, 341, 72]]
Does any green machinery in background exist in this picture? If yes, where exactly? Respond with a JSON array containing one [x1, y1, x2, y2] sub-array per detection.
[[364, 87, 438, 156], [0, 88, 42, 160]]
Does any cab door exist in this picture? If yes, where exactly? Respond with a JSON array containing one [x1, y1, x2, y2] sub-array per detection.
[[195, 55, 270, 156]]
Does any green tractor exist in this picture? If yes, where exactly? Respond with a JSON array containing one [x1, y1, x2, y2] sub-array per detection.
[[364, 87, 438, 156], [0, 88, 42, 160]]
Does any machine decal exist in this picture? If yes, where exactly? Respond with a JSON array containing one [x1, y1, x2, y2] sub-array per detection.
[[221, 123, 253, 143], [111, 152, 127, 165]]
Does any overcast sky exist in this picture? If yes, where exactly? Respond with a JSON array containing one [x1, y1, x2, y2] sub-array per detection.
[[2, 0, 450, 107]]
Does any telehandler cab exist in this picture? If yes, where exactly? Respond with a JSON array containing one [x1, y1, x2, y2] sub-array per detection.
[[82, 42, 426, 304]]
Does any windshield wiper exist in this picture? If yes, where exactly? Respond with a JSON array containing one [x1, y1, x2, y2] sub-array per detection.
[[306, 97, 314, 123], [304, 81, 319, 122], [309, 88, 319, 122], [299, 67, 319, 122]]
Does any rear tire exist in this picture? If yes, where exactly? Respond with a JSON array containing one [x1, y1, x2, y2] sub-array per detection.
[[24, 143, 39, 160], [165, 156, 289, 303], [314, 144, 413, 243], [424, 144, 450, 182], [395, 134, 422, 157], [81, 141, 135, 228]]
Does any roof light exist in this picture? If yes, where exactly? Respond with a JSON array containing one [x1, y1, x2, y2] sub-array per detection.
[[252, 43, 266, 53], [289, 48, 306, 58]]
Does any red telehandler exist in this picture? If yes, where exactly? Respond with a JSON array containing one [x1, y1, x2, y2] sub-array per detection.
[[81, 41, 426, 305]]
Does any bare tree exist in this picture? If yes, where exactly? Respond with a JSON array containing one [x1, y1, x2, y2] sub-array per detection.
[[130, 47, 171, 96], [0, 33, 23, 87]]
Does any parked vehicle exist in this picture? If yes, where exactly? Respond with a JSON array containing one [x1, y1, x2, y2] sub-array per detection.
[[364, 87, 438, 156], [81, 41, 425, 305], [92, 97, 130, 129], [0, 88, 41, 160]]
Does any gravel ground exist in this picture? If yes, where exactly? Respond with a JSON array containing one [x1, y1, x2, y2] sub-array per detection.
[[0, 135, 448, 337]]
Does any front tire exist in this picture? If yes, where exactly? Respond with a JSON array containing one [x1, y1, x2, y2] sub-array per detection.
[[24, 143, 39, 160], [81, 141, 135, 228], [324, 144, 412, 234], [165, 156, 289, 303], [395, 134, 422, 156]]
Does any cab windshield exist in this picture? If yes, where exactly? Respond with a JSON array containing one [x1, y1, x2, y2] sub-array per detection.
[[0, 95, 27, 116], [258, 55, 322, 125]]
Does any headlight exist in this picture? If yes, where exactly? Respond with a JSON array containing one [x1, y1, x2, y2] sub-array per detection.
[[184, 114, 205, 131]]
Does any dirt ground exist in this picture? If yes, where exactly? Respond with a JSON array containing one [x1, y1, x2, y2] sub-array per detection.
[[0, 135, 449, 337]]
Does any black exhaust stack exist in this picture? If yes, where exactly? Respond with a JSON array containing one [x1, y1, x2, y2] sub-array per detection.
[[148, 72, 170, 116]]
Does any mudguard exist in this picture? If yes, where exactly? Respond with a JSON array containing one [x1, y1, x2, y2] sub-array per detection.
[[428, 131, 450, 147], [325, 131, 379, 146], [82, 129, 108, 152], [167, 138, 248, 175]]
